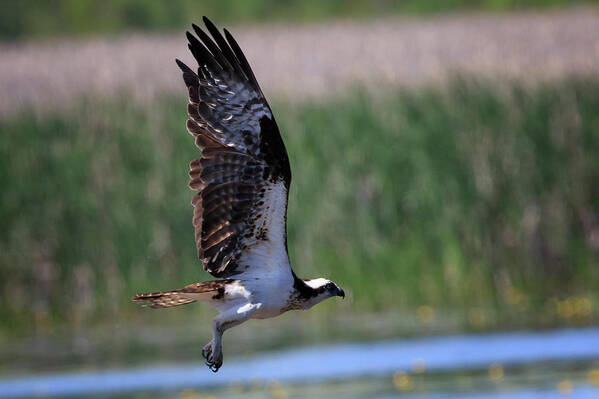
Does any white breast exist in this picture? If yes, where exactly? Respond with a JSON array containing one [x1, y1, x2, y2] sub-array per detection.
[[211, 181, 295, 319], [237, 181, 293, 283]]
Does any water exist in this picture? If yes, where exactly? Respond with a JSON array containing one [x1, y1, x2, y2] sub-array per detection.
[[1, 327, 598, 398]]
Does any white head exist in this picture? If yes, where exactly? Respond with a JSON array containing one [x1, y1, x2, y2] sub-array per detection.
[[301, 278, 345, 309]]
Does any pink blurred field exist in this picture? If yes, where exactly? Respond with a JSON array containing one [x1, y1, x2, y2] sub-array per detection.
[[1, 7, 599, 117]]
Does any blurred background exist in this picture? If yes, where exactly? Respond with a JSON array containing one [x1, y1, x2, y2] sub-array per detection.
[[1, 0, 599, 398]]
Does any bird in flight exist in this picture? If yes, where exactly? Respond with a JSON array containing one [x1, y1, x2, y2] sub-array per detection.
[[133, 17, 345, 372]]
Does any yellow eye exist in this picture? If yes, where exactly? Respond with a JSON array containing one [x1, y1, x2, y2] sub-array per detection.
[[325, 283, 334, 291]]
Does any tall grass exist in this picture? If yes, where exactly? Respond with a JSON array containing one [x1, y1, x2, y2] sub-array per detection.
[[1, 78, 598, 335], [1, 0, 594, 40]]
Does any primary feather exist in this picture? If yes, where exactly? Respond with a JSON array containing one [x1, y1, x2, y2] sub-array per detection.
[[176, 19, 291, 279]]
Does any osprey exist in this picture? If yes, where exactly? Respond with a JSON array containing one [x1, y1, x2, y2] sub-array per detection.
[[133, 17, 344, 372]]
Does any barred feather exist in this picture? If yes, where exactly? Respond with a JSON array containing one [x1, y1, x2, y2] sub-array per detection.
[[176, 17, 292, 279], [132, 280, 230, 308]]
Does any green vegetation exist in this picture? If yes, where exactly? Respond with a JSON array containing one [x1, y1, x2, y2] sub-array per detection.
[[1, 79, 599, 337], [1, 0, 596, 40]]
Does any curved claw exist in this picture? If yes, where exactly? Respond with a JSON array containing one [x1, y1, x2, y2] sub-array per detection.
[[201, 341, 222, 372], [201, 342, 212, 362], [204, 357, 221, 372]]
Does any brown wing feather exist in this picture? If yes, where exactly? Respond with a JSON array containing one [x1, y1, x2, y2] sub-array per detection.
[[176, 18, 292, 279], [188, 135, 269, 277], [175, 19, 291, 183]]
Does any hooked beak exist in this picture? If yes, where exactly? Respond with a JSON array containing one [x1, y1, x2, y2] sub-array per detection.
[[337, 288, 345, 299]]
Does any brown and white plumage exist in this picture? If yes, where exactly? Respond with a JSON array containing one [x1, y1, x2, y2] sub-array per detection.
[[133, 17, 344, 372]]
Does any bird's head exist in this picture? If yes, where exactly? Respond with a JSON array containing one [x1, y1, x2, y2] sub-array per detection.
[[303, 278, 345, 306]]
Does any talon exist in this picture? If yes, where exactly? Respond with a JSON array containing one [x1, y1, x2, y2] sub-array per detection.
[[201, 342, 213, 362], [212, 353, 223, 372], [201, 341, 222, 372]]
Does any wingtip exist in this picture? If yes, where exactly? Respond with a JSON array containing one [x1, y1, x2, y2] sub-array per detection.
[[223, 28, 237, 44], [175, 58, 189, 72], [191, 22, 202, 35], [186, 30, 200, 44], [192, 22, 208, 41], [202, 15, 218, 32]]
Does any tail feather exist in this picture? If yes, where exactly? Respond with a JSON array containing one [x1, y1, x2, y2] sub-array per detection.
[[132, 280, 230, 309], [131, 290, 196, 308]]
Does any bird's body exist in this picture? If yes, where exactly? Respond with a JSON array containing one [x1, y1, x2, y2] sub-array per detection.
[[133, 17, 344, 372]]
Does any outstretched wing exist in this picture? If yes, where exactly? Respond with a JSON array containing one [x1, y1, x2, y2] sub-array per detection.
[[177, 17, 292, 279]]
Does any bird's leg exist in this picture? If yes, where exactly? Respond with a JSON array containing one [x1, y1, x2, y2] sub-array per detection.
[[205, 320, 227, 372], [204, 304, 260, 372], [206, 317, 245, 372]]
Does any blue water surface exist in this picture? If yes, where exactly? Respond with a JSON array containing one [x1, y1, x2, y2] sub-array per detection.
[[1, 327, 598, 398]]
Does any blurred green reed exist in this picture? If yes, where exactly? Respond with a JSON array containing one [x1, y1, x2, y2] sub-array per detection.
[[0, 78, 598, 335], [1, 0, 594, 40]]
